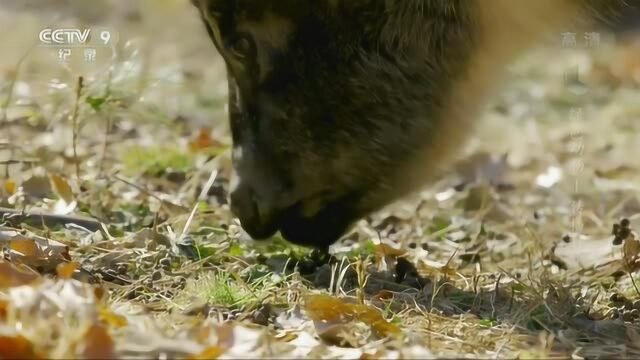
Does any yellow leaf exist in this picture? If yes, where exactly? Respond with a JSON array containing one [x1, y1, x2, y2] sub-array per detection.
[[10, 238, 40, 257], [0, 261, 40, 288], [374, 243, 406, 258], [56, 262, 79, 279], [3, 179, 16, 195], [190, 346, 224, 360], [304, 294, 401, 337], [49, 174, 74, 203], [98, 307, 128, 328]]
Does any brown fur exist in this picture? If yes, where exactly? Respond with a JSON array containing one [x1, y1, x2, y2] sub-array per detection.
[[191, 0, 630, 249]]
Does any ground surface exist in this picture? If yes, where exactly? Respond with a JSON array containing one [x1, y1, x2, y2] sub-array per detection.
[[1, 1, 640, 358]]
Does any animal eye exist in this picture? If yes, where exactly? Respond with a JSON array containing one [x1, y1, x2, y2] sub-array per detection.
[[229, 34, 254, 60]]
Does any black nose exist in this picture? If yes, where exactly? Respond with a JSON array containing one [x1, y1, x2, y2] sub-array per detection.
[[229, 182, 280, 239]]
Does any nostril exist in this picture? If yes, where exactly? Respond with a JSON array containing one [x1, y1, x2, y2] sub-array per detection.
[[229, 185, 257, 223], [229, 184, 279, 239]]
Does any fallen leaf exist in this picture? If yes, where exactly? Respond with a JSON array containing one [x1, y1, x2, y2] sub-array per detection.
[[56, 262, 79, 279], [4, 232, 71, 272], [0, 300, 7, 321], [313, 320, 358, 347], [188, 129, 224, 153], [49, 174, 74, 204], [374, 244, 406, 259], [21, 175, 52, 199], [190, 326, 211, 344], [372, 290, 394, 301], [416, 259, 458, 278], [623, 235, 640, 272], [0, 334, 41, 359], [10, 238, 40, 257], [3, 179, 16, 195], [0, 261, 40, 288], [304, 295, 401, 338], [609, 37, 640, 84], [99, 307, 128, 328], [77, 324, 116, 359], [189, 346, 224, 360]]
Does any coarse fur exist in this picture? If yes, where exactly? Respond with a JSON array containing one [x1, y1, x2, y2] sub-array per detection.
[[190, 0, 631, 250]]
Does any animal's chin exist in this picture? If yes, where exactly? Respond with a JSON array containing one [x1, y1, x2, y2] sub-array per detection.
[[239, 193, 362, 250]]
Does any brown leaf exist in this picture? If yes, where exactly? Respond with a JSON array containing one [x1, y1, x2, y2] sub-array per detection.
[[21, 175, 52, 199], [0, 300, 8, 321], [623, 236, 640, 271], [49, 174, 74, 204], [94, 286, 107, 301], [609, 37, 640, 84], [374, 244, 406, 259], [372, 290, 394, 302], [0, 335, 42, 359], [304, 295, 401, 338], [0, 261, 40, 288], [56, 261, 79, 279], [188, 128, 224, 153], [77, 324, 116, 359], [313, 321, 357, 347], [10, 238, 40, 257], [6, 233, 71, 271], [190, 326, 211, 344], [416, 259, 458, 278]]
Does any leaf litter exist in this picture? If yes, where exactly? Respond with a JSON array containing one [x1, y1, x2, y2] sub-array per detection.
[[1, 1, 640, 358]]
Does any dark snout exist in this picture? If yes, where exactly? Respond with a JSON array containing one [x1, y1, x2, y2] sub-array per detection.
[[229, 164, 359, 249], [228, 149, 290, 240], [229, 180, 280, 239]]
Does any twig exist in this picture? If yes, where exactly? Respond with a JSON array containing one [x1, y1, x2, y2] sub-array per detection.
[[0, 207, 102, 232], [1, 38, 37, 178], [629, 272, 640, 297], [113, 174, 188, 212], [0, 159, 39, 165], [178, 168, 218, 243], [98, 69, 114, 176], [70, 76, 84, 182]]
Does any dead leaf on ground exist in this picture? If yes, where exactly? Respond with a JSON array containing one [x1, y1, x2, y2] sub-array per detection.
[[77, 324, 116, 359], [623, 235, 640, 272], [188, 128, 225, 153], [3, 179, 17, 196], [304, 294, 401, 338], [0, 261, 40, 288], [98, 307, 128, 328], [2, 230, 71, 271], [49, 174, 74, 204], [0, 300, 7, 321], [416, 258, 458, 279], [56, 262, 79, 279], [609, 37, 640, 84], [10, 238, 40, 257], [0, 334, 42, 359], [124, 228, 173, 249], [189, 345, 224, 360], [21, 175, 52, 199], [374, 243, 406, 259]]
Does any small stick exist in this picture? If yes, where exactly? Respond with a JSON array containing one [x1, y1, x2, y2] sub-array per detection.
[[70, 76, 84, 182], [0, 207, 102, 232]]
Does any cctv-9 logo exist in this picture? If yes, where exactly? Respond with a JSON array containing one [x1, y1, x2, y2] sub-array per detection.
[[38, 27, 119, 47]]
